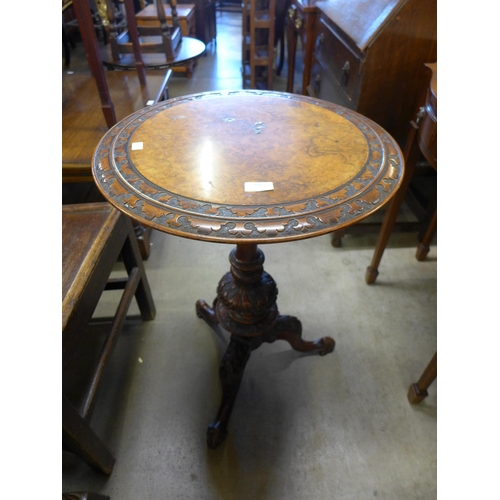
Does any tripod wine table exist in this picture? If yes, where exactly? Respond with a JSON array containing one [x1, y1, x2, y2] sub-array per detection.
[[92, 90, 404, 448]]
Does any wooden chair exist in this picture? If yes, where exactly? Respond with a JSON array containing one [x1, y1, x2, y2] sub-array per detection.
[[407, 352, 437, 404], [106, 0, 182, 62], [243, 0, 276, 89], [62, 203, 156, 474]]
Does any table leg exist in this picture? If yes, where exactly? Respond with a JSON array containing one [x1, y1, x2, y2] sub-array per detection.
[[206, 335, 253, 448], [196, 243, 335, 448]]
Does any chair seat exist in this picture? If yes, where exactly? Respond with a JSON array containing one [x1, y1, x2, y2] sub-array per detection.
[[62, 202, 155, 474]]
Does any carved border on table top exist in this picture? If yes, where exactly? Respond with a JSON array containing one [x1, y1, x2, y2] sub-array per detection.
[[93, 90, 403, 242]]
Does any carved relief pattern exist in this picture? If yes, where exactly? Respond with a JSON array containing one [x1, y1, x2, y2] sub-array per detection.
[[217, 271, 278, 323], [93, 90, 404, 243]]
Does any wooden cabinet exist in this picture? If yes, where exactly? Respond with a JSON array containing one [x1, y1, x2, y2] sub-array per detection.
[[179, 0, 216, 45], [309, 0, 437, 146]]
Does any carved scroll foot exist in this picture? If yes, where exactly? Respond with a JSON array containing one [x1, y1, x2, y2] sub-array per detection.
[[268, 315, 335, 356], [207, 336, 252, 448], [196, 299, 219, 328], [207, 423, 227, 449]]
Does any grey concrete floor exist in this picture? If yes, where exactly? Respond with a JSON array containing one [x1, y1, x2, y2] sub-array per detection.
[[62, 10, 437, 499]]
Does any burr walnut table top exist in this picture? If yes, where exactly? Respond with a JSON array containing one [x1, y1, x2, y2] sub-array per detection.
[[92, 90, 404, 243]]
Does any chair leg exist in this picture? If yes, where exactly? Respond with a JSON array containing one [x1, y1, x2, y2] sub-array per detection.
[[407, 352, 437, 404], [62, 395, 115, 475], [416, 211, 437, 261], [121, 217, 156, 321]]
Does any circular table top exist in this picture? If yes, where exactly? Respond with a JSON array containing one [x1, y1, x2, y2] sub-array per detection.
[[92, 90, 404, 244], [100, 37, 206, 70]]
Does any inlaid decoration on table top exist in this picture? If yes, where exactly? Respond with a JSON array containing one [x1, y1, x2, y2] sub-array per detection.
[[93, 90, 404, 243]]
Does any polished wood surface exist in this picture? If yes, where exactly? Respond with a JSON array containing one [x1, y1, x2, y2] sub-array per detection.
[[63, 70, 172, 182], [91, 90, 404, 448], [92, 90, 404, 244], [317, 0, 402, 51]]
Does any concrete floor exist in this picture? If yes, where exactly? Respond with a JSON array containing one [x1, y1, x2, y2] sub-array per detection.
[[62, 10, 437, 499]]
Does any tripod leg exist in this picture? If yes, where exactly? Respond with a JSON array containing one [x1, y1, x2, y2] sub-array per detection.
[[207, 336, 253, 448]]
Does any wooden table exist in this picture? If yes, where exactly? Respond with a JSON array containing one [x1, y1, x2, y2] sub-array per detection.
[[100, 36, 206, 78], [91, 90, 404, 448]]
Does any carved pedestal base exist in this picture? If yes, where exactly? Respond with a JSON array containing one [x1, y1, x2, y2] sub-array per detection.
[[196, 243, 335, 448]]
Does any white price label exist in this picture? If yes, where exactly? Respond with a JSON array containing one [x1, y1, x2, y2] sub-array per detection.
[[244, 182, 274, 192]]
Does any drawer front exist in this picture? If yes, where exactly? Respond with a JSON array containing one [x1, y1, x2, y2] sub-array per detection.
[[314, 17, 362, 103], [309, 60, 353, 109]]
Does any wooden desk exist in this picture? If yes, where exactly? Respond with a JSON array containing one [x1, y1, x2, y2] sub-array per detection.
[[309, 0, 437, 148], [91, 90, 404, 449]]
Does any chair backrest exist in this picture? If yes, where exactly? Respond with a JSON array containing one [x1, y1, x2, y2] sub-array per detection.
[[106, 0, 182, 61]]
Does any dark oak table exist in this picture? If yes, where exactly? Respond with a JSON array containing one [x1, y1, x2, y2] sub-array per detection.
[[91, 90, 404, 448]]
